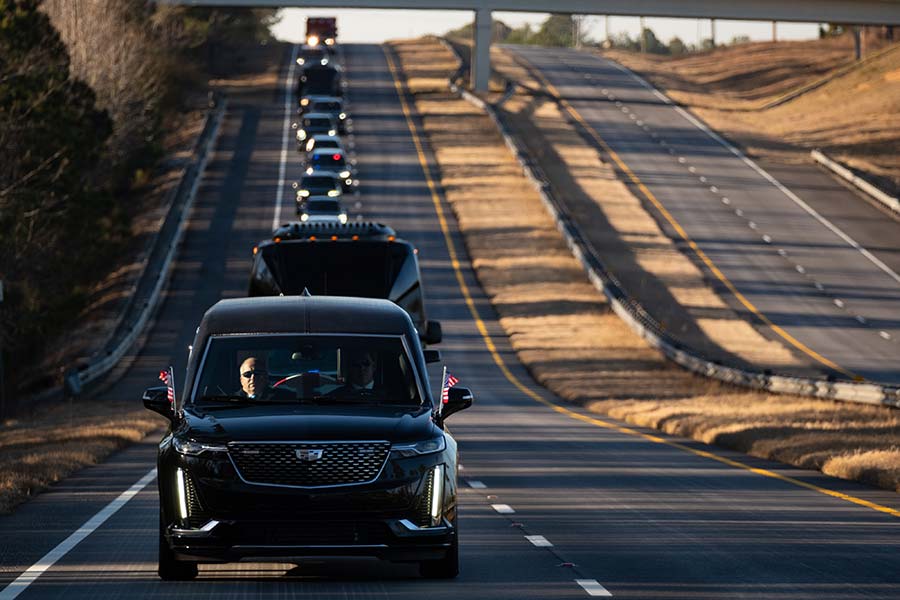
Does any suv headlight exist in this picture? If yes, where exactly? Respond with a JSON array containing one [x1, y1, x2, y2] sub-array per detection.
[[173, 438, 228, 456], [391, 435, 445, 458], [339, 170, 350, 179]]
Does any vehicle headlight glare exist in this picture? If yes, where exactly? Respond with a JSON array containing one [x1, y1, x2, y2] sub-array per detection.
[[298, 189, 310, 197], [327, 189, 341, 197], [328, 129, 336, 136], [391, 435, 445, 458], [339, 112, 346, 120], [173, 437, 227, 456], [176, 468, 188, 520], [430, 465, 444, 523], [299, 130, 307, 140], [339, 170, 350, 179], [338, 213, 348, 224], [301, 213, 309, 221]]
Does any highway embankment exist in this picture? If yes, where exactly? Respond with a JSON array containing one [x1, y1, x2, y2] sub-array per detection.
[[388, 36, 900, 494]]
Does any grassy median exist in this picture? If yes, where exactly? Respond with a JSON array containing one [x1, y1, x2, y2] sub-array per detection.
[[388, 37, 900, 494]]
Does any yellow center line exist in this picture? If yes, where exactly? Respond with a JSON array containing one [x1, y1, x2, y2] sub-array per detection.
[[527, 62, 861, 382], [381, 45, 899, 519]]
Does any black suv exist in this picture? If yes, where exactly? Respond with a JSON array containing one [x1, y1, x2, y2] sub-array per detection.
[[144, 296, 471, 580]]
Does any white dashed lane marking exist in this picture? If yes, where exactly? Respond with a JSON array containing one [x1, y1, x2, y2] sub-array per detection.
[[491, 504, 515, 514], [576, 579, 613, 597], [467, 480, 487, 489], [525, 535, 553, 547]]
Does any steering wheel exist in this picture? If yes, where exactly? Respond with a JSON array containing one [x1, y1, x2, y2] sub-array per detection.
[[272, 372, 337, 388]]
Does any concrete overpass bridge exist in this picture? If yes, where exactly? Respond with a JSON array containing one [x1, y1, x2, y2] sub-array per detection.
[[168, 0, 900, 90]]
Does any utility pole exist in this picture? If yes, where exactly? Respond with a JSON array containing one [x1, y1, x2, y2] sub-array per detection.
[[605, 15, 610, 47], [853, 26, 862, 60], [711, 19, 716, 47], [640, 15, 646, 53], [772, 21, 777, 42]]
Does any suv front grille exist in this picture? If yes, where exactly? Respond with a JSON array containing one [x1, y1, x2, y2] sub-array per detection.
[[228, 441, 391, 488]]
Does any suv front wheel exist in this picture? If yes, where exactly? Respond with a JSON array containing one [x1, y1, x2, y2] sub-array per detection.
[[158, 513, 198, 581], [418, 528, 459, 579]]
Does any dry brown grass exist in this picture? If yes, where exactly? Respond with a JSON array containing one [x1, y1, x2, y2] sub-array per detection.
[[604, 37, 900, 190], [390, 37, 900, 494], [0, 401, 165, 513]]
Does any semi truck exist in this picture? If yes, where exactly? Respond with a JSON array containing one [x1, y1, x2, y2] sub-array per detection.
[[306, 17, 337, 47]]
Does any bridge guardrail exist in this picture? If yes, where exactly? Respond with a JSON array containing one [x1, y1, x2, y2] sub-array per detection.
[[812, 149, 900, 215], [437, 38, 900, 409]]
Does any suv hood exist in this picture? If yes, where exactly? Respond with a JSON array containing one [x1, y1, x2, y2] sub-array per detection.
[[184, 404, 436, 444]]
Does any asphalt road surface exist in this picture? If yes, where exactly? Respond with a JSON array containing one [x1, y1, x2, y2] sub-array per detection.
[[509, 46, 900, 385], [0, 44, 898, 600]]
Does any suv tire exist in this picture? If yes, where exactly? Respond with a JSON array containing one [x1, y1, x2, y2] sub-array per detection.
[[158, 513, 198, 581]]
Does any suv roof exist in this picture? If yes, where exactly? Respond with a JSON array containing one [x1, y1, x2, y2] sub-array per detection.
[[303, 112, 335, 122], [270, 221, 397, 241], [200, 296, 414, 338]]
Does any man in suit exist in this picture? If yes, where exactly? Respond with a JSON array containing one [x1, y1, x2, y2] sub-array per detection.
[[329, 350, 376, 397]]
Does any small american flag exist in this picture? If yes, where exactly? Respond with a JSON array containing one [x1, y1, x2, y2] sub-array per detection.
[[440, 367, 459, 404], [159, 367, 175, 406]]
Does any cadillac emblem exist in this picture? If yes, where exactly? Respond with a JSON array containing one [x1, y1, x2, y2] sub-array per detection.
[[296, 448, 324, 462]]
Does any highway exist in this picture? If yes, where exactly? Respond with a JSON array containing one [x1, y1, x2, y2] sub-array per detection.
[[509, 46, 900, 385], [0, 43, 898, 599]]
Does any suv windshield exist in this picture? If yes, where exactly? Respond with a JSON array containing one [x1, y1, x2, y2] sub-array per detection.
[[193, 335, 422, 407], [301, 175, 338, 192], [305, 118, 332, 129], [307, 200, 340, 212], [313, 101, 342, 112]]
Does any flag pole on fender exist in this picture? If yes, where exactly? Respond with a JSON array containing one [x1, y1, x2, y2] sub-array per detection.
[[159, 366, 176, 411]]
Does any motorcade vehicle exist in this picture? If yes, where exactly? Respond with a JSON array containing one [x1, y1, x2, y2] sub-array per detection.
[[293, 173, 343, 203], [297, 63, 343, 98], [145, 296, 471, 580], [295, 45, 329, 68], [297, 196, 348, 223], [293, 112, 338, 148], [299, 95, 349, 133], [306, 16, 337, 47], [248, 222, 443, 345], [303, 133, 344, 155], [305, 148, 355, 191]]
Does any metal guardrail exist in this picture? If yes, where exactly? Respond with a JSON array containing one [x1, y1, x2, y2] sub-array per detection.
[[75, 99, 226, 388], [436, 38, 900, 409], [812, 149, 900, 215], [23, 98, 227, 408]]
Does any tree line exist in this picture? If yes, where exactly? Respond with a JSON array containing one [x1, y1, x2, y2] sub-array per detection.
[[447, 14, 892, 56], [0, 0, 277, 412]]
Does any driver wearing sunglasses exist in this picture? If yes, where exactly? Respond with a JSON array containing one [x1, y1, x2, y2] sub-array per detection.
[[328, 350, 376, 397], [238, 356, 293, 401]]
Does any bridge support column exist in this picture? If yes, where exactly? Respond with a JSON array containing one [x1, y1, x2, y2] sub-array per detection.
[[472, 8, 491, 92]]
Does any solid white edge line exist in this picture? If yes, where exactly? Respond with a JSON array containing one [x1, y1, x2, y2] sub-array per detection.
[[525, 535, 553, 547], [605, 59, 900, 287], [576, 578, 613, 597], [491, 503, 515, 514], [272, 44, 300, 231], [0, 468, 158, 600], [467, 480, 487, 489]]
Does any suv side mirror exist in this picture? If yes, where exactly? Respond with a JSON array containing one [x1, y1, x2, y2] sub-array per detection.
[[143, 386, 173, 421], [423, 350, 441, 364], [442, 387, 473, 419], [422, 320, 442, 345]]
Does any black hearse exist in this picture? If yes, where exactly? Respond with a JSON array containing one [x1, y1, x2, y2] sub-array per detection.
[[248, 222, 442, 345], [144, 296, 472, 580]]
